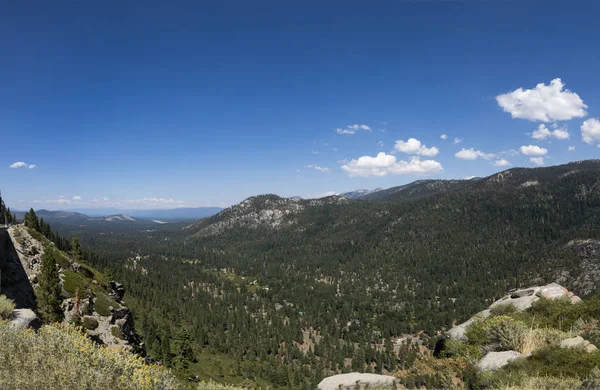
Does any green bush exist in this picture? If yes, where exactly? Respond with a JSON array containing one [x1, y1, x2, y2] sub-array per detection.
[[62, 270, 89, 297], [490, 303, 518, 317], [111, 326, 126, 340], [505, 347, 600, 380], [0, 295, 15, 320], [95, 293, 119, 317], [485, 316, 527, 351], [515, 298, 600, 331], [0, 321, 175, 389], [440, 338, 483, 361], [82, 316, 99, 330]]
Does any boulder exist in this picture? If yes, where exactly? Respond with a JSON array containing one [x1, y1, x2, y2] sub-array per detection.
[[317, 373, 397, 390], [10, 309, 42, 329], [110, 307, 131, 323], [109, 280, 126, 301], [560, 336, 597, 352], [536, 283, 569, 300], [571, 295, 583, 304], [476, 351, 522, 371]]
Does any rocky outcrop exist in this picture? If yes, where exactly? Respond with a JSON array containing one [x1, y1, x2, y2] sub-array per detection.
[[476, 351, 522, 371], [318, 373, 397, 390], [9, 309, 41, 329], [447, 283, 581, 341], [5, 225, 142, 352]]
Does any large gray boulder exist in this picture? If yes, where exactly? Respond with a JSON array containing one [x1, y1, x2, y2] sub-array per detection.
[[10, 309, 41, 329], [476, 351, 522, 371], [317, 373, 397, 390]]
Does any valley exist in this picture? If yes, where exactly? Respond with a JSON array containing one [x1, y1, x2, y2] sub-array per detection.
[[23, 160, 600, 388]]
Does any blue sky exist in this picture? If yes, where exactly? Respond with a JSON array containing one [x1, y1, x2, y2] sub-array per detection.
[[2, 0, 600, 210]]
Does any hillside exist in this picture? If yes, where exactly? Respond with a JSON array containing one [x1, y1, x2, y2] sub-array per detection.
[[59, 159, 600, 388]]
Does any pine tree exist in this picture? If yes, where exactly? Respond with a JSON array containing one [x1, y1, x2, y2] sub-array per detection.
[[37, 250, 64, 323], [25, 208, 40, 231], [72, 236, 84, 262]]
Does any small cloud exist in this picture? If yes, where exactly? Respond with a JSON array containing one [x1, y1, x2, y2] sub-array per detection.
[[102, 197, 109, 201], [520, 145, 548, 156], [394, 138, 439, 156], [72, 196, 82, 200], [496, 78, 587, 122], [581, 118, 600, 145], [377, 141, 384, 147], [305, 165, 331, 173], [440, 134, 448, 140], [312, 151, 319, 155], [453, 138, 463, 144], [332, 148, 338, 152], [464, 176, 476, 180], [531, 124, 569, 140], [530, 157, 545, 166], [492, 159, 511, 167], [341, 152, 443, 177], [9, 161, 37, 169], [568, 146, 576, 151], [335, 124, 371, 135], [455, 148, 495, 160]]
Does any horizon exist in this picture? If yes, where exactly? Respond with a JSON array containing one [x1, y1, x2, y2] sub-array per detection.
[[3, 1, 600, 210]]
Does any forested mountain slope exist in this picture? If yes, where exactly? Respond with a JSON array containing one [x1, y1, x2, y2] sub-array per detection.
[[62, 160, 600, 388]]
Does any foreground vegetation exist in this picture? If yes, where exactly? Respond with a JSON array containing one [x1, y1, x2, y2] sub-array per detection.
[[398, 297, 600, 389], [0, 321, 175, 389]]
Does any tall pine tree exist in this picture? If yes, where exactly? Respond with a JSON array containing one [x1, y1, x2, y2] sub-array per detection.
[[37, 250, 64, 323]]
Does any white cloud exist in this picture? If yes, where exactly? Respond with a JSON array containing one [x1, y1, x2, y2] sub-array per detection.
[[464, 176, 476, 180], [568, 146, 576, 151], [377, 141, 384, 147], [440, 134, 448, 140], [72, 196, 82, 200], [453, 138, 463, 144], [581, 118, 600, 144], [335, 124, 371, 135], [311, 151, 319, 155], [9, 161, 37, 169], [520, 145, 548, 156], [305, 164, 331, 173], [394, 138, 439, 156], [530, 157, 545, 166], [332, 148, 338, 152], [531, 124, 570, 140], [492, 159, 511, 167], [455, 148, 495, 160], [341, 152, 443, 177], [496, 78, 587, 122]]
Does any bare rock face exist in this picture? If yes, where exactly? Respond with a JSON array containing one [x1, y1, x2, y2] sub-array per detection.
[[109, 280, 126, 302], [10, 309, 41, 329], [477, 351, 522, 371], [447, 283, 582, 341], [317, 373, 397, 390], [536, 283, 569, 299]]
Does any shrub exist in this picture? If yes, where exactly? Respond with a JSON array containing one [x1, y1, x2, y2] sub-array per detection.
[[111, 326, 126, 340], [439, 338, 483, 361], [485, 316, 527, 351], [490, 303, 518, 317], [95, 293, 119, 317], [504, 347, 600, 380], [0, 321, 175, 389], [521, 328, 570, 356], [82, 316, 99, 330], [0, 295, 15, 320]]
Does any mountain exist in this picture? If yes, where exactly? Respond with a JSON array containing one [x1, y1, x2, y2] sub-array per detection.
[[101, 214, 136, 222], [32, 159, 600, 388], [339, 187, 383, 199], [67, 207, 223, 220]]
